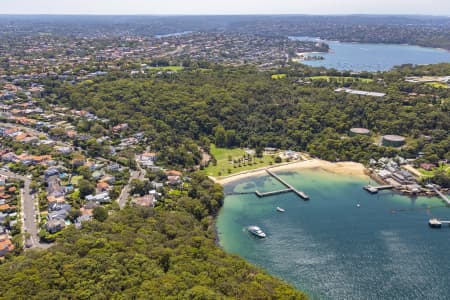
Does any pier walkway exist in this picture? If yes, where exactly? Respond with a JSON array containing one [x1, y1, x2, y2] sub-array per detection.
[[224, 192, 255, 196], [432, 187, 450, 205], [255, 189, 292, 197], [364, 185, 393, 194], [225, 169, 310, 200], [265, 170, 309, 200]]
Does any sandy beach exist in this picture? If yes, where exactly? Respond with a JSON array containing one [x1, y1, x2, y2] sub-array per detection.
[[213, 159, 367, 185]]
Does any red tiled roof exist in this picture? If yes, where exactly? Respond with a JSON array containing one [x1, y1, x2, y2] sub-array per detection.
[[0, 204, 16, 211], [0, 239, 14, 255], [166, 170, 182, 176]]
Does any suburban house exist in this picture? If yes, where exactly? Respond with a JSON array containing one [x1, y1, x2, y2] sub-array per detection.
[[0, 236, 14, 257], [137, 152, 157, 168], [45, 219, 66, 234], [131, 194, 156, 207], [85, 192, 111, 203]]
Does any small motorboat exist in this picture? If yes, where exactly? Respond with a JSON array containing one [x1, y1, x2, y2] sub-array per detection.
[[248, 226, 266, 238], [429, 218, 442, 228], [357, 204, 361, 208], [276, 207, 285, 212]]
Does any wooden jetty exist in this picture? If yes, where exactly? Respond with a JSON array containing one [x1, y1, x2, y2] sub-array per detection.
[[363, 185, 393, 194], [265, 169, 310, 200]]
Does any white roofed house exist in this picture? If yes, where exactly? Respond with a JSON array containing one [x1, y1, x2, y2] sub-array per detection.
[[137, 152, 157, 168], [167, 175, 182, 186], [54, 146, 73, 155], [47, 209, 69, 221], [151, 181, 164, 189], [85, 192, 111, 204], [282, 150, 299, 160]]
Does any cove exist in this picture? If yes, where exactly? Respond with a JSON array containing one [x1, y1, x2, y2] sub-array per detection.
[[216, 168, 450, 300]]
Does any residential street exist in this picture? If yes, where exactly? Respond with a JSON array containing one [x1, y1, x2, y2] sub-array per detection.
[[117, 158, 146, 209], [0, 170, 49, 249]]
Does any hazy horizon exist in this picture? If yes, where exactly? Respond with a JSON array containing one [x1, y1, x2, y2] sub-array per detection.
[[1, 0, 450, 16], [0, 13, 449, 17]]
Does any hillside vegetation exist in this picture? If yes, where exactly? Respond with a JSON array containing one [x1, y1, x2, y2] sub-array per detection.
[[0, 173, 306, 299], [44, 64, 450, 168]]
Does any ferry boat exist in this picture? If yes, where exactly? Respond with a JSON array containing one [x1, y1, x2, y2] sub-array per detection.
[[429, 218, 442, 228], [248, 226, 266, 238], [276, 207, 285, 212]]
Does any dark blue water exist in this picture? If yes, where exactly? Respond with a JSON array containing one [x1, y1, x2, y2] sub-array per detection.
[[217, 169, 450, 299], [290, 37, 450, 71]]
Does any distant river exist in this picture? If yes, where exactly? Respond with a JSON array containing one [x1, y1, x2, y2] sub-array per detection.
[[290, 37, 450, 71], [216, 169, 450, 300], [154, 31, 192, 38]]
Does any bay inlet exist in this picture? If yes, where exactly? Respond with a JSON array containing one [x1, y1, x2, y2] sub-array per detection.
[[290, 37, 450, 71], [217, 168, 450, 299]]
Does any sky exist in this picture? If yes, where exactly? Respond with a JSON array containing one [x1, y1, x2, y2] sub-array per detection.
[[1, 0, 450, 16]]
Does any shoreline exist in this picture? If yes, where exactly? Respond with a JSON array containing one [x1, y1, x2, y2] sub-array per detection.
[[211, 159, 448, 199], [212, 159, 368, 185]]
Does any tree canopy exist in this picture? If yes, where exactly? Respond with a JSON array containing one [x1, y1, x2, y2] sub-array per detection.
[[0, 173, 306, 299], [44, 63, 450, 168]]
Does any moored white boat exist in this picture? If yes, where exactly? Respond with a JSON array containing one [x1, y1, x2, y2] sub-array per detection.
[[429, 218, 442, 228], [276, 207, 285, 212], [248, 226, 266, 238]]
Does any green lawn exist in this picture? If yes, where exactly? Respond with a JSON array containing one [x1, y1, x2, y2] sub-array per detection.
[[204, 144, 278, 177], [148, 66, 184, 72], [417, 168, 434, 178], [70, 175, 83, 186], [271, 74, 287, 79], [425, 82, 449, 89], [307, 76, 374, 83], [168, 190, 182, 196], [418, 164, 450, 177]]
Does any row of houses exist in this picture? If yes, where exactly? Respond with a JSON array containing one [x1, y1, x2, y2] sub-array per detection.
[[0, 150, 53, 167], [45, 170, 71, 233], [43, 156, 125, 233], [0, 175, 18, 258]]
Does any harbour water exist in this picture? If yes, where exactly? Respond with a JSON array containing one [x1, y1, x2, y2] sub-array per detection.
[[290, 37, 450, 72], [216, 169, 450, 300]]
